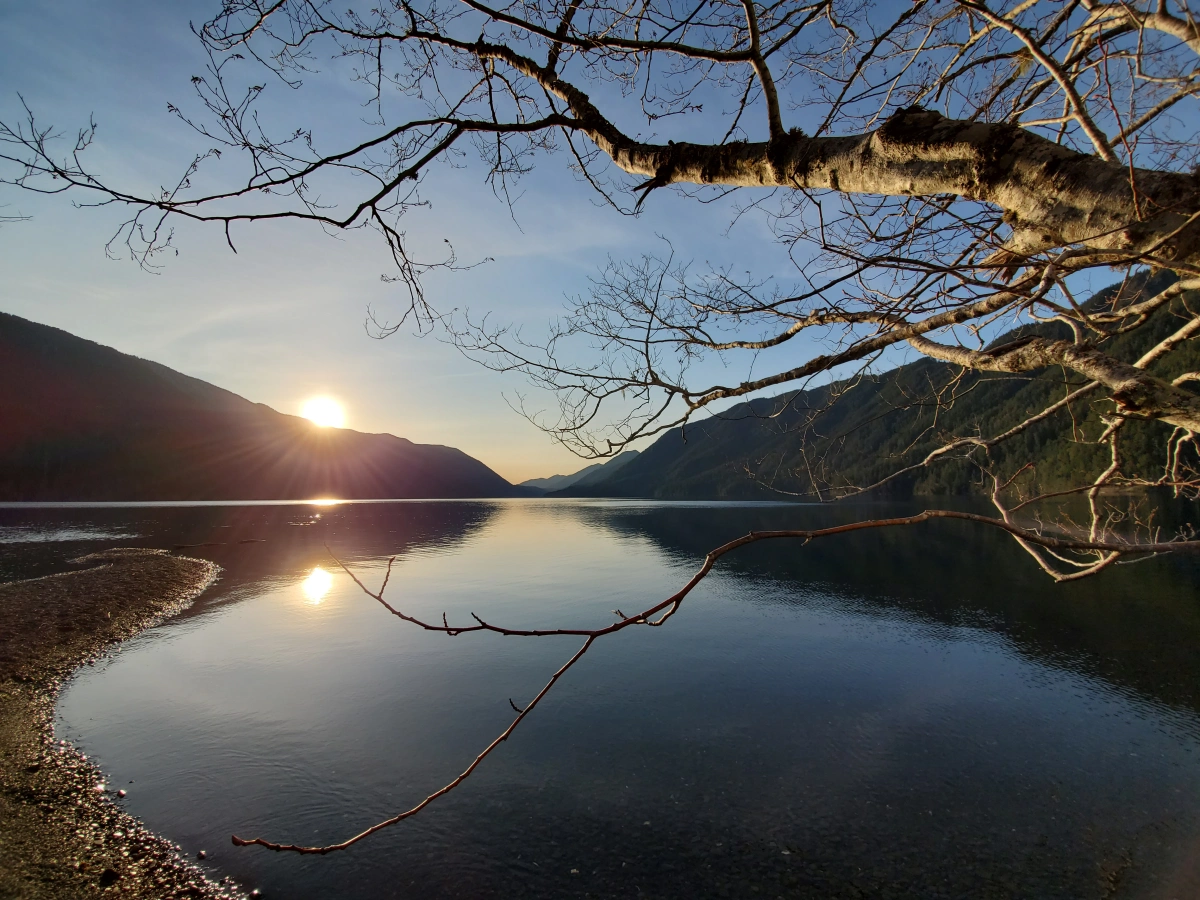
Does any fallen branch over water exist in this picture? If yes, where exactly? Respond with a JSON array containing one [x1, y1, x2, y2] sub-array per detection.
[[232, 510, 1200, 854]]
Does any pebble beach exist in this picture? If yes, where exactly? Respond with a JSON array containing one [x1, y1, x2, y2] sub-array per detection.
[[0, 547, 246, 899]]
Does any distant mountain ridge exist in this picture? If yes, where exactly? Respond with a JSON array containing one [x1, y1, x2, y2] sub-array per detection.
[[550, 274, 1199, 501], [519, 450, 639, 493], [0, 312, 525, 501]]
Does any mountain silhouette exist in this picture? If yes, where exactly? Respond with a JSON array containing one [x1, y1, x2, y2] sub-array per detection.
[[0, 313, 524, 501], [519, 450, 639, 493]]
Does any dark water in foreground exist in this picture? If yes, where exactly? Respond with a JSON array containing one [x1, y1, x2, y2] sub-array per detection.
[[2, 499, 1199, 899]]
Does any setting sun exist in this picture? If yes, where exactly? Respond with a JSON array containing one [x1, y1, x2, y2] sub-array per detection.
[[300, 396, 346, 428]]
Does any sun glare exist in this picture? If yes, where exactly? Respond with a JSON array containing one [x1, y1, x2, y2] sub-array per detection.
[[300, 396, 346, 428], [302, 566, 333, 604]]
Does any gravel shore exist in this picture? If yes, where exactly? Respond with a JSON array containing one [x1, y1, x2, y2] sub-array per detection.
[[0, 548, 244, 899]]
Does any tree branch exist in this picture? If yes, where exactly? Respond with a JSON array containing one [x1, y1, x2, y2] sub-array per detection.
[[230, 510, 1200, 854]]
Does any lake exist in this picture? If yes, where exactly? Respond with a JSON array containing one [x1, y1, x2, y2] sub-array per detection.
[[2, 499, 1199, 899]]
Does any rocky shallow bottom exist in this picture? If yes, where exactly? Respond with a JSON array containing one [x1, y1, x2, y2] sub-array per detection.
[[0, 548, 246, 899]]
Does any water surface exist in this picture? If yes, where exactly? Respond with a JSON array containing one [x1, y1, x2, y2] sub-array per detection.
[[3, 500, 1198, 899]]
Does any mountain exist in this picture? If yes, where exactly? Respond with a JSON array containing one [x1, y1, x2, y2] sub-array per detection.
[[551, 274, 1200, 501], [0, 313, 525, 501], [519, 450, 639, 493]]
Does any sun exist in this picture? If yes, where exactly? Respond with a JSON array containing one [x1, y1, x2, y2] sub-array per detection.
[[300, 396, 346, 428]]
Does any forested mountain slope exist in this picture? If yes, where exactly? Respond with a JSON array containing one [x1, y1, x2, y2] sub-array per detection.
[[555, 275, 1200, 500]]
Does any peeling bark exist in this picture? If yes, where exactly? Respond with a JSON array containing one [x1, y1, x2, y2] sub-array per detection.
[[570, 106, 1200, 270], [466, 40, 1200, 273]]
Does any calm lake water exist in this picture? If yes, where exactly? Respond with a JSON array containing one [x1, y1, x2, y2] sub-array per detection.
[[2, 499, 1199, 899]]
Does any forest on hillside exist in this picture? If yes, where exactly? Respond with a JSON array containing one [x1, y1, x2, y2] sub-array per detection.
[[565, 273, 1200, 501]]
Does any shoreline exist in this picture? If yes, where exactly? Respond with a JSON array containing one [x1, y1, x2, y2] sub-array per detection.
[[0, 548, 243, 899]]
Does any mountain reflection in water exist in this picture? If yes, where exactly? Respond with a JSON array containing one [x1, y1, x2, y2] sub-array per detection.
[[2, 499, 1195, 899]]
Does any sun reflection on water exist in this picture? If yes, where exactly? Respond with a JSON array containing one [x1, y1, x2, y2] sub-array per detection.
[[302, 566, 333, 604]]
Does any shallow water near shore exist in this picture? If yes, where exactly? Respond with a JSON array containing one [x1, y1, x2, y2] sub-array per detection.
[[3, 499, 1199, 898]]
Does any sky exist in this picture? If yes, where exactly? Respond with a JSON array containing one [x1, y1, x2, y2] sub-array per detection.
[[2, 1, 1127, 486], [0, 0, 819, 484]]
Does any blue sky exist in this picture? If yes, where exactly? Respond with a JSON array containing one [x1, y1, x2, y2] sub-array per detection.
[[3, 1, 1130, 484], [0, 0, 818, 482]]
